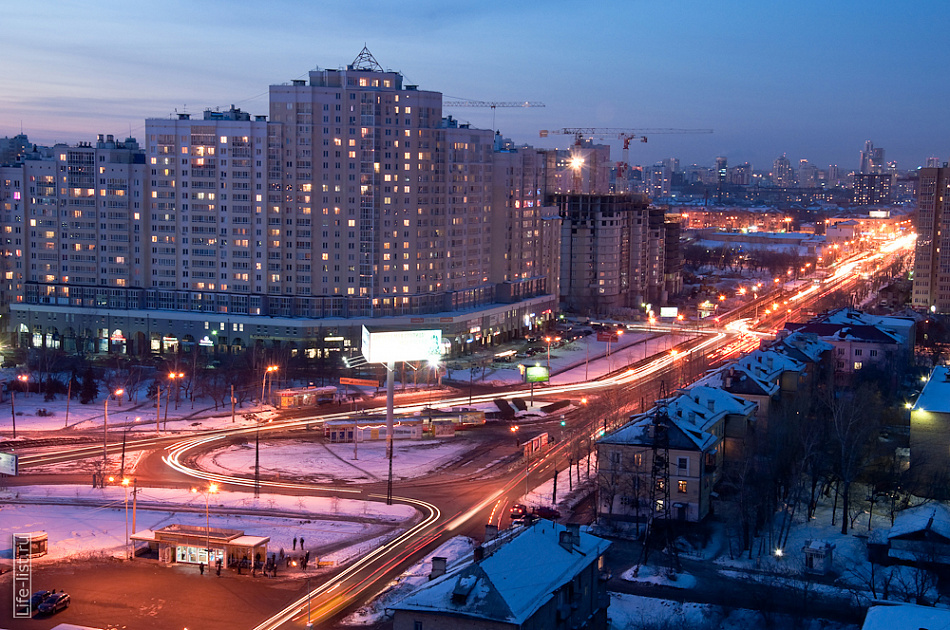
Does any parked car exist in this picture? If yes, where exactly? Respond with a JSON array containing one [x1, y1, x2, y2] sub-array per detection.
[[532, 506, 561, 520], [37, 591, 70, 615], [18, 590, 51, 615]]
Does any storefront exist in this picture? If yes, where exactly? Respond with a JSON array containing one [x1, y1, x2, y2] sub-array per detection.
[[131, 524, 269, 568]]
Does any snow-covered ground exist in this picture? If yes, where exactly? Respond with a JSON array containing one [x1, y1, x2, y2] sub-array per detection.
[[607, 591, 857, 630], [196, 437, 480, 484], [0, 484, 413, 568]]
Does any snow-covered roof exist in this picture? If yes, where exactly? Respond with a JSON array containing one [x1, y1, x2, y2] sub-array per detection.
[[393, 522, 610, 625], [693, 364, 778, 398], [735, 349, 805, 382], [774, 331, 833, 363], [913, 366, 950, 414], [820, 308, 915, 344], [230, 535, 271, 547], [888, 503, 950, 541], [783, 322, 902, 345], [862, 602, 950, 630], [602, 385, 755, 453]]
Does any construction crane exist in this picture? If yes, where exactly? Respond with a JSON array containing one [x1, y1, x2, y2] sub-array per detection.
[[443, 98, 545, 130], [540, 127, 713, 190]]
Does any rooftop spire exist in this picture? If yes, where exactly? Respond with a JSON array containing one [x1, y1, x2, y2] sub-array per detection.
[[351, 45, 383, 72]]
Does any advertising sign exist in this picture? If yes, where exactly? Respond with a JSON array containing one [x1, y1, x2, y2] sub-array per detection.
[[659, 306, 679, 319], [596, 332, 619, 343], [340, 377, 381, 387], [362, 327, 443, 363], [525, 365, 550, 383], [0, 451, 18, 476]]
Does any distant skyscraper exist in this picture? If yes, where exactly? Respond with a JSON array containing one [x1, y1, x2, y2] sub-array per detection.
[[852, 173, 891, 205], [927, 157, 940, 168], [860, 141, 885, 173], [913, 167, 950, 313], [771, 154, 794, 187], [798, 159, 818, 188]]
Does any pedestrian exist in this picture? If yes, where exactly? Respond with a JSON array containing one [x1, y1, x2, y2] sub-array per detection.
[[199, 562, 204, 575], [216, 564, 221, 577], [279, 547, 284, 560], [293, 536, 297, 550], [300, 537, 305, 550]]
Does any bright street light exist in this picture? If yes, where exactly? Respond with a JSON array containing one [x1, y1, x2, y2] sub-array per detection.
[[191, 483, 219, 566], [103, 388, 124, 468], [261, 366, 278, 409]]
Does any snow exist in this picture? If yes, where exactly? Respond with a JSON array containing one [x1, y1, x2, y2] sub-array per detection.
[[196, 437, 479, 483], [340, 536, 477, 625], [621, 564, 698, 589], [0, 484, 413, 566], [606, 591, 857, 630]]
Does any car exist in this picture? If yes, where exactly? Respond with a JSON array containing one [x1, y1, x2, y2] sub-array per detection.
[[37, 591, 70, 615], [532, 506, 561, 520], [510, 503, 527, 518], [17, 590, 51, 615]]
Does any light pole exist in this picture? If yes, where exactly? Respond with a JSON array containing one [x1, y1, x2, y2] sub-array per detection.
[[191, 482, 218, 566], [261, 365, 278, 409], [103, 388, 124, 469], [544, 336, 560, 373], [119, 477, 131, 559]]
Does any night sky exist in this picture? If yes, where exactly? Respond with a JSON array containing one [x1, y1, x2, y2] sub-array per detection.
[[2, 0, 947, 172]]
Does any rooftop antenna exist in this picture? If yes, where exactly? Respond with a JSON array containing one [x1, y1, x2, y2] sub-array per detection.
[[350, 45, 383, 72]]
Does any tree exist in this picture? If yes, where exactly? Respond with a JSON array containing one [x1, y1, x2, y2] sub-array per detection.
[[823, 383, 882, 535], [79, 367, 98, 404]]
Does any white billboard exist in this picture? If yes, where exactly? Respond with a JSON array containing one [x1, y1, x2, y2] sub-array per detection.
[[659, 306, 679, 319], [362, 327, 443, 364], [0, 451, 18, 476]]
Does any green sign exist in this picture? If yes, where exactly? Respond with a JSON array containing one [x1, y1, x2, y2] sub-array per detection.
[[525, 366, 549, 383]]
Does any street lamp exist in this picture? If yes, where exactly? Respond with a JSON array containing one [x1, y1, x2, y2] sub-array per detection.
[[111, 476, 132, 559], [191, 482, 218, 566], [169, 372, 185, 410], [261, 366, 278, 409], [10, 374, 27, 438], [544, 336, 560, 372], [103, 388, 124, 469]]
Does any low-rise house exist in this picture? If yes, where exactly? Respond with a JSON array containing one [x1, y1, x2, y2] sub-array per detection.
[[867, 503, 950, 567], [862, 602, 950, 630], [596, 386, 756, 524], [391, 521, 611, 630], [780, 321, 904, 377]]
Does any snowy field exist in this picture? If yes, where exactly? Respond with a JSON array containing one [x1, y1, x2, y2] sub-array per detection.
[[0, 484, 414, 568], [197, 437, 480, 484]]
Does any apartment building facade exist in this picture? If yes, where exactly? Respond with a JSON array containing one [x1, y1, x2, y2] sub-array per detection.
[[4, 50, 559, 356]]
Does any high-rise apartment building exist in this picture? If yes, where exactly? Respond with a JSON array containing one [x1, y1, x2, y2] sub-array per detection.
[[860, 141, 886, 174], [2, 136, 145, 352], [912, 167, 950, 313], [5, 50, 559, 356], [554, 193, 668, 313], [771, 155, 795, 187]]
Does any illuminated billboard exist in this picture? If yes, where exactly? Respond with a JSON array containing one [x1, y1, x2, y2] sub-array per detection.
[[361, 326, 443, 363], [659, 306, 679, 319], [525, 365, 550, 383]]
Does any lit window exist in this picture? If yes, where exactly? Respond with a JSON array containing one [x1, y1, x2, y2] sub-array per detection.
[[678, 480, 687, 493]]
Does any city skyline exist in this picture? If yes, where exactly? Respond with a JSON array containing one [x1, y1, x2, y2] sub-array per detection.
[[2, 1, 949, 172]]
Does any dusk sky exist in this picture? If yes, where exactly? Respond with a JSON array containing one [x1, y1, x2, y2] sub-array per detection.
[[2, 0, 948, 173]]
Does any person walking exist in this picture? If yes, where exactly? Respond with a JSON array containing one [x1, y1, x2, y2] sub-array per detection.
[[199, 562, 205, 575], [293, 536, 297, 550], [299, 537, 305, 550]]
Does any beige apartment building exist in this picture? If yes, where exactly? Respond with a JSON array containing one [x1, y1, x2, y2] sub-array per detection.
[[2, 50, 559, 356]]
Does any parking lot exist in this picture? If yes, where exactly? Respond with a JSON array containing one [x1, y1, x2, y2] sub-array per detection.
[[0, 556, 302, 630]]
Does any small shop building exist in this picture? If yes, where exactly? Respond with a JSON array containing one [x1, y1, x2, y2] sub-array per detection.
[[131, 524, 269, 567]]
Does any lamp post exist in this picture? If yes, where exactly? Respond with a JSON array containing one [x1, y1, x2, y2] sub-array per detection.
[[10, 374, 27, 438], [103, 388, 124, 469], [544, 336, 560, 373], [120, 477, 130, 559], [261, 365, 278, 409], [191, 482, 218, 565]]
